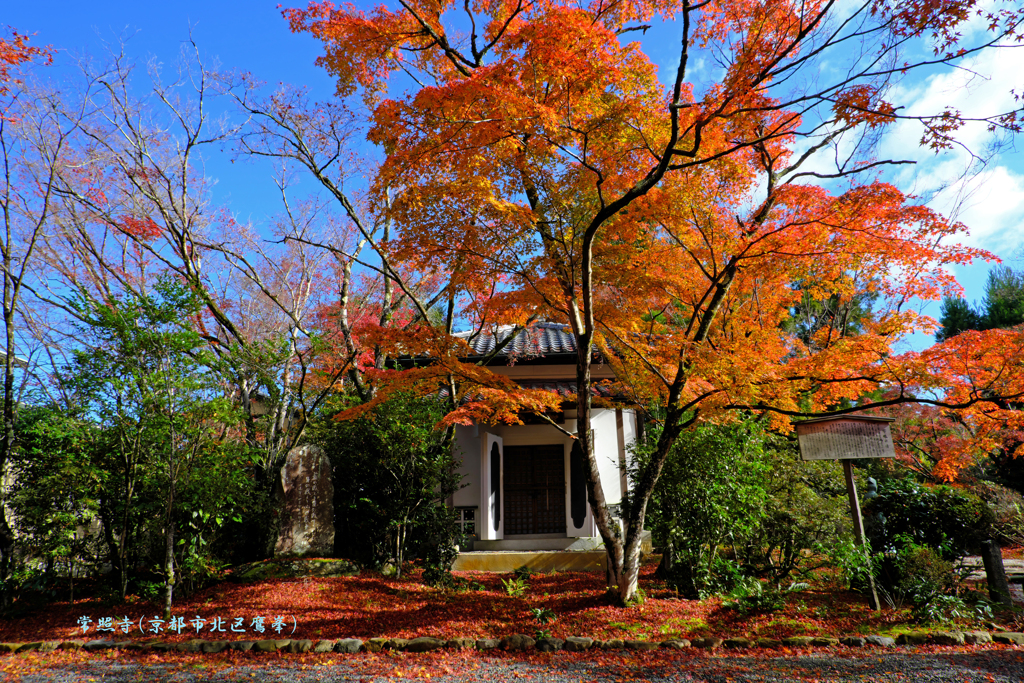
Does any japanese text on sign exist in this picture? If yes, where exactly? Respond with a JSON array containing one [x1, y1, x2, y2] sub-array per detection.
[[796, 419, 895, 461]]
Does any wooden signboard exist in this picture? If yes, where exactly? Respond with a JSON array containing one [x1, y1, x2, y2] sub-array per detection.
[[794, 415, 895, 611], [795, 416, 896, 461]]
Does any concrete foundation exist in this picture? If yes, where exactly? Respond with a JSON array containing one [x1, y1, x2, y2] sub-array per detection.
[[453, 532, 652, 572], [452, 550, 607, 573]]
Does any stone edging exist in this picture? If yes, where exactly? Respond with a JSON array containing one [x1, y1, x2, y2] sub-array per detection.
[[1, 630, 1021, 654]]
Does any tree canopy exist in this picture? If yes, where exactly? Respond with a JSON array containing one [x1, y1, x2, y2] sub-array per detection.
[[285, 0, 1024, 602]]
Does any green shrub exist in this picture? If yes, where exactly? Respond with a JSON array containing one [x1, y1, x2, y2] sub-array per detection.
[[501, 575, 528, 597], [972, 482, 1024, 547], [531, 606, 556, 624], [722, 577, 809, 615], [636, 419, 770, 599], [864, 478, 994, 560], [639, 417, 848, 597], [911, 593, 994, 625], [513, 565, 534, 581], [875, 537, 955, 609], [312, 393, 463, 579], [419, 505, 463, 588], [735, 449, 849, 581], [817, 535, 876, 594]]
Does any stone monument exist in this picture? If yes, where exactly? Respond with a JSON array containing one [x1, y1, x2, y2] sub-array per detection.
[[274, 444, 335, 557]]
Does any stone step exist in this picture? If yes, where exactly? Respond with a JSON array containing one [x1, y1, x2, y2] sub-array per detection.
[[960, 557, 1024, 584], [453, 550, 607, 573], [472, 531, 651, 553]]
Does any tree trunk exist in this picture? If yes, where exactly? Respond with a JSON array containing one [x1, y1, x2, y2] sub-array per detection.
[[572, 331, 633, 603], [0, 514, 13, 610], [98, 502, 127, 601], [655, 539, 674, 580], [594, 404, 688, 604], [0, 308, 18, 608], [163, 479, 175, 620]]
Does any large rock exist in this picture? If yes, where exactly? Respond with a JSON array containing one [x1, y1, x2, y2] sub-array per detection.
[[201, 641, 229, 653], [864, 636, 895, 648], [536, 637, 563, 652], [365, 637, 388, 653], [896, 632, 930, 646], [233, 558, 358, 582], [274, 445, 335, 558], [660, 639, 690, 650], [931, 631, 965, 646], [563, 637, 593, 652], [335, 638, 364, 653], [446, 638, 476, 649], [313, 640, 337, 653], [964, 631, 992, 645], [501, 634, 536, 651], [405, 637, 445, 653], [723, 637, 752, 649], [690, 637, 723, 649], [288, 639, 314, 653], [783, 637, 815, 647]]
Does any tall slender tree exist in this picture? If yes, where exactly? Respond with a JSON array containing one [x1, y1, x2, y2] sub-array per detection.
[[0, 31, 61, 600]]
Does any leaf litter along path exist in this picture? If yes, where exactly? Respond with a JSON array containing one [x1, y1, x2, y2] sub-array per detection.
[[0, 561, 943, 644], [6, 648, 1024, 683], [3, 559, 1024, 682]]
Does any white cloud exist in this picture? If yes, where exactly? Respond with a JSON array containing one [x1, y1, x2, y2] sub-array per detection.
[[879, 44, 1024, 254], [929, 165, 1024, 252]]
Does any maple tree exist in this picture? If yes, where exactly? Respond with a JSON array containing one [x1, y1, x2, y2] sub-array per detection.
[[287, 0, 1024, 604], [0, 29, 48, 100], [3, 41, 491, 593]]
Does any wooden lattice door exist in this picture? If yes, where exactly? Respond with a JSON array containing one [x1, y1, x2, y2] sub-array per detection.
[[503, 445, 566, 535]]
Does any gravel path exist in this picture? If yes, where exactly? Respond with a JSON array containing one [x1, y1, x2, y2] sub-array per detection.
[[10, 650, 1024, 682]]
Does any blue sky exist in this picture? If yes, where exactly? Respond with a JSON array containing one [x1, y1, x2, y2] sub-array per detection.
[[7, 2, 1022, 351], [7, 2, 334, 96]]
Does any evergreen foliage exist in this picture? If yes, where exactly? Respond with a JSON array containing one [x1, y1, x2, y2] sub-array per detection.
[[11, 279, 257, 606], [937, 265, 1024, 341], [635, 418, 847, 598], [312, 393, 464, 580]]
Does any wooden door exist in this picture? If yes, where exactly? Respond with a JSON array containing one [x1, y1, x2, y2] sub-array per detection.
[[503, 445, 566, 535]]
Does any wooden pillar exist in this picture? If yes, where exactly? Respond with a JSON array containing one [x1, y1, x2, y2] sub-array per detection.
[[981, 539, 1012, 606], [843, 460, 880, 611]]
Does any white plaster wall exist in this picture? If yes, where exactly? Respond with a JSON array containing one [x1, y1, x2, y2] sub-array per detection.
[[618, 409, 638, 497], [591, 409, 623, 505], [453, 425, 480, 507], [451, 409, 638, 541], [499, 422, 571, 446]]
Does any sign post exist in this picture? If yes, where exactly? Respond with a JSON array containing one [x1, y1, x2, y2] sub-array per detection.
[[794, 415, 896, 611]]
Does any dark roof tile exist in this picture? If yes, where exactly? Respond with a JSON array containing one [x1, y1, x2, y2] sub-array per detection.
[[457, 322, 577, 357]]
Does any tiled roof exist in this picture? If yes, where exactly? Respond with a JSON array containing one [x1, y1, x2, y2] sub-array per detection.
[[517, 379, 614, 398], [457, 322, 577, 357]]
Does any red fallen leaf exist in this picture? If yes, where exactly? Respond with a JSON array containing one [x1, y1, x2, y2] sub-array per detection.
[[0, 552, 1010, 672]]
